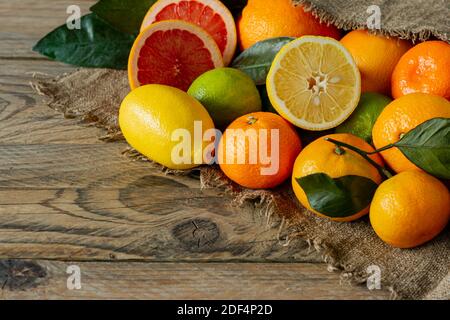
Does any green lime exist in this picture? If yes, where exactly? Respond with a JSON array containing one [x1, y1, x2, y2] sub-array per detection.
[[336, 92, 392, 143], [188, 68, 262, 129]]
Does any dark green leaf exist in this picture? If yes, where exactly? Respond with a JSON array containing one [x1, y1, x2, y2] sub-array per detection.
[[33, 14, 135, 69], [296, 173, 378, 218], [395, 118, 450, 179], [232, 37, 295, 85], [91, 0, 157, 35]]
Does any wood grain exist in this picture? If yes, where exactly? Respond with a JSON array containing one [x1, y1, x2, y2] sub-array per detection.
[[0, 260, 389, 299], [0, 144, 320, 262], [0, 0, 93, 59], [0, 0, 390, 299]]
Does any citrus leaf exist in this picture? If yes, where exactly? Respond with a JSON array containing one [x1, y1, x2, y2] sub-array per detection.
[[232, 37, 295, 85], [32, 14, 135, 69], [395, 118, 450, 179], [296, 173, 378, 218], [91, 0, 157, 35]]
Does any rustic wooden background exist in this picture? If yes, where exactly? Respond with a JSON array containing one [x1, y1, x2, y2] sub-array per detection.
[[0, 0, 389, 299]]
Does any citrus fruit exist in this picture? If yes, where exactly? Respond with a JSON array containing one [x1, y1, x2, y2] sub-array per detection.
[[336, 92, 392, 143], [266, 36, 361, 131], [340, 30, 412, 94], [237, 0, 340, 50], [119, 84, 215, 170], [372, 93, 450, 174], [292, 133, 384, 222], [218, 112, 302, 189], [391, 41, 450, 99], [370, 171, 450, 248], [140, 0, 237, 66], [128, 20, 223, 91], [187, 68, 262, 129]]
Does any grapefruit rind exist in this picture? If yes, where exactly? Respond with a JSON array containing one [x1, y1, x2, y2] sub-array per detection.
[[140, 0, 237, 66], [128, 20, 224, 91]]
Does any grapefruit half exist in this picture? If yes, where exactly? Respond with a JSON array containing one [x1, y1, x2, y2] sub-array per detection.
[[128, 20, 223, 91], [140, 0, 237, 66]]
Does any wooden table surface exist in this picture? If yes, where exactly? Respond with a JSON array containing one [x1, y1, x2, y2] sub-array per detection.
[[0, 0, 389, 299]]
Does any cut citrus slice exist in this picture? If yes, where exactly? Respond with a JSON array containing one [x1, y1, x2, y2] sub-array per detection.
[[267, 36, 361, 131], [140, 0, 237, 66], [128, 20, 223, 91]]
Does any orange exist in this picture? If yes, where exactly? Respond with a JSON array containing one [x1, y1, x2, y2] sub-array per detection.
[[292, 133, 384, 222], [391, 41, 450, 99], [372, 93, 450, 174], [128, 20, 223, 91], [218, 112, 302, 189], [237, 0, 340, 50], [140, 0, 237, 66], [340, 30, 412, 94], [370, 171, 450, 248]]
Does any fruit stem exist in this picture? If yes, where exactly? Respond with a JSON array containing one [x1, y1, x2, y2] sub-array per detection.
[[366, 143, 395, 155], [247, 116, 258, 125], [324, 138, 393, 180], [334, 146, 346, 155]]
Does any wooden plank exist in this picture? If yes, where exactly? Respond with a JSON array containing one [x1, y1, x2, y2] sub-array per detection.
[[0, 260, 390, 299], [0, 0, 390, 300], [0, 59, 108, 144], [0, 0, 94, 59], [0, 143, 321, 262]]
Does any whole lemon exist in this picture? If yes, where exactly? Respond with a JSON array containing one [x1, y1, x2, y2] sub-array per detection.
[[119, 84, 215, 170], [188, 68, 262, 129], [370, 171, 450, 248]]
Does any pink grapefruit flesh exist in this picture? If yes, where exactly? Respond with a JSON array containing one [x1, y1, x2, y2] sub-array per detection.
[[141, 0, 237, 65]]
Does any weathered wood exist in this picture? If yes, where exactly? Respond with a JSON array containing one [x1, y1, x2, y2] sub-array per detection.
[[0, 0, 390, 299], [0, 0, 93, 59], [0, 144, 319, 262], [0, 260, 389, 299]]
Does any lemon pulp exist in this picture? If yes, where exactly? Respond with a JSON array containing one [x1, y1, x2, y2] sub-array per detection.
[[267, 36, 361, 131]]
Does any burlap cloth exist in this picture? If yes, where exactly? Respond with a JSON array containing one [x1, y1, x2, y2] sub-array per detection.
[[31, 0, 450, 300]]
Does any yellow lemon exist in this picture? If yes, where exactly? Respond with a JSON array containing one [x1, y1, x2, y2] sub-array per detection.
[[267, 36, 361, 131], [119, 84, 215, 170]]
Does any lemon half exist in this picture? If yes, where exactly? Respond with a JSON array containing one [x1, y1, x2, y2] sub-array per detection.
[[267, 36, 361, 131]]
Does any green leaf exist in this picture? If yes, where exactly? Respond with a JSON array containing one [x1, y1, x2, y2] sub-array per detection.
[[395, 118, 450, 179], [296, 173, 378, 218], [91, 0, 157, 35], [32, 14, 135, 69], [232, 37, 295, 85], [90, 0, 244, 35]]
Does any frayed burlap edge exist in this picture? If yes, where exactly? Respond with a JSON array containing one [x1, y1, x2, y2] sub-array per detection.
[[32, 71, 390, 295], [294, 0, 449, 43], [198, 165, 400, 299]]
